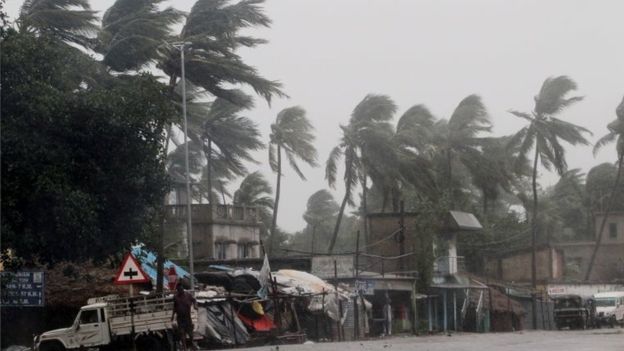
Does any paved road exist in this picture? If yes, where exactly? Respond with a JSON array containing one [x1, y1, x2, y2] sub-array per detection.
[[232, 329, 624, 351]]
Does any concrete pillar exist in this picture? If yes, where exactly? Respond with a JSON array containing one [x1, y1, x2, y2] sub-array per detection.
[[443, 290, 448, 332], [453, 290, 458, 331], [428, 297, 433, 332]]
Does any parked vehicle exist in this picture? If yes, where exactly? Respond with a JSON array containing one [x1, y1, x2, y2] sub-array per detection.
[[34, 294, 196, 351], [593, 291, 624, 327], [553, 294, 595, 330]]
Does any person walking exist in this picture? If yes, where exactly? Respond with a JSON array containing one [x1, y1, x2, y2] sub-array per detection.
[[171, 284, 197, 351]]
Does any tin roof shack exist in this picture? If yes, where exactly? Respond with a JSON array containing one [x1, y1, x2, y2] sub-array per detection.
[[484, 245, 564, 284], [165, 204, 262, 261], [428, 211, 488, 333], [364, 210, 487, 334]]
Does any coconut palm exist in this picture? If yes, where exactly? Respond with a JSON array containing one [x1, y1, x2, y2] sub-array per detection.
[[268, 107, 318, 251], [508, 76, 590, 304], [303, 190, 339, 255], [585, 96, 624, 280], [465, 136, 520, 215], [431, 95, 491, 203], [233, 171, 274, 238], [391, 105, 439, 207], [18, 0, 98, 47], [326, 95, 397, 253], [97, 0, 183, 72]]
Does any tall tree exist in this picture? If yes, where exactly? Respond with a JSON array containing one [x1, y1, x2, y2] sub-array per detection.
[[1, 31, 174, 264], [268, 107, 318, 252], [508, 76, 590, 325], [326, 95, 396, 253], [18, 0, 98, 47], [98, 0, 284, 288], [585, 96, 624, 280], [303, 190, 339, 255], [431, 95, 491, 204], [233, 171, 274, 221]]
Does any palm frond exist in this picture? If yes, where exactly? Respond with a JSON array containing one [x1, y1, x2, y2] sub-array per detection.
[[98, 0, 183, 71], [269, 106, 318, 179], [534, 76, 583, 116], [20, 0, 98, 47], [325, 145, 343, 188], [351, 94, 397, 125], [449, 94, 491, 136], [508, 109, 534, 122]]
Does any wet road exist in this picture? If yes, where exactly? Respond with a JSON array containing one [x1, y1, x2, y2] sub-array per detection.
[[231, 329, 624, 351]]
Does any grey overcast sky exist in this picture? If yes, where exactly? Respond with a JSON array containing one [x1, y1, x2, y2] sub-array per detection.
[[6, 0, 624, 232]]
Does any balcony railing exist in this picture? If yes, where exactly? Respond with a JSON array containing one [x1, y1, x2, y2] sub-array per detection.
[[433, 256, 465, 275], [165, 204, 258, 224]]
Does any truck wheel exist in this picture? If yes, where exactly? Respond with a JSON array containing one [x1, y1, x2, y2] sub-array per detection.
[[39, 341, 66, 351], [137, 335, 165, 351]]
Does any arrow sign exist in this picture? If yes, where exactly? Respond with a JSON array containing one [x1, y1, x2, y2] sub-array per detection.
[[114, 253, 150, 285]]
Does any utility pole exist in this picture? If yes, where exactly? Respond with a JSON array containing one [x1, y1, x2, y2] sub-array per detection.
[[173, 42, 195, 291]]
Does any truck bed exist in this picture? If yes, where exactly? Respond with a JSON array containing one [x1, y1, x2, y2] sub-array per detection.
[[105, 294, 196, 336]]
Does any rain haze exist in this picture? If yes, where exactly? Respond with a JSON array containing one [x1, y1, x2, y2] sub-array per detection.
[[6, 0, 623, 233]]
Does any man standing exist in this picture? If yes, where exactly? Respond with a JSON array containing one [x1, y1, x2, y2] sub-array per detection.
[[171, 284, 197, 351]]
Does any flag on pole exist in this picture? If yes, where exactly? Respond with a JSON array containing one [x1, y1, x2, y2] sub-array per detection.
[[257, 253, 271, 299]]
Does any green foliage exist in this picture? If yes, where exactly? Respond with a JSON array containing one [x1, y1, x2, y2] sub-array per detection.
[[98, 0, 183, 71], [18, 0, 98, 47], [269, 106, 318, 251], [1, 31, 174, 264], [586, 163, 624, 212]]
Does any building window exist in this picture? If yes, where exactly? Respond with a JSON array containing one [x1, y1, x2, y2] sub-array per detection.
[[609, 223, 618, 239], [238, 243, 251, 258], [215, 242, 227, 259]]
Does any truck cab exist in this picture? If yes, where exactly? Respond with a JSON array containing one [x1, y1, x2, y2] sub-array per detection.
[[594, 291, 624, 327], [35, 303, 111, 350]]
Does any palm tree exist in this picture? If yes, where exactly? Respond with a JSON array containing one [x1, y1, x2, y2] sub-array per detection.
[[268, 107, 318, 252], [195, 93, 263, 205], [431, 95, 491, 204], [97, 0, 183, 72], [392, 105, 439, 207], [465, 136, 518, 215], [326, 95, 396, 253], [233, 171, 274, 241], [303, 190, 339, 255], [18, 0, 98, 47], [585, 96, 624, 280], [508, 76, 590, 326]]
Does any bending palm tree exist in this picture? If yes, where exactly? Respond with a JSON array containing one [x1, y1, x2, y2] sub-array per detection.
[[326, 95, 396, 253], [18, 0, 98, 47], [268, 107, 318, 252], [508, 76, 590, 326], [431, 95, 491, 204], [585, 96, 624, 280], [234, 171, 274, 242], [303, 190, 339, 255]]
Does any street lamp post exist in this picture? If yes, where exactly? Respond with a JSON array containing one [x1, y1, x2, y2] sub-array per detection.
[[173, 42, 195, 291]]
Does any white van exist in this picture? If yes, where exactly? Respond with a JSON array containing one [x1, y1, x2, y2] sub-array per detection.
[[593, 291, 624, 327]]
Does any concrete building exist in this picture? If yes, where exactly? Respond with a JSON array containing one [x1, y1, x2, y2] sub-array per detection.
[[165, 204, 262, 260], [484, 246, 565, 283]]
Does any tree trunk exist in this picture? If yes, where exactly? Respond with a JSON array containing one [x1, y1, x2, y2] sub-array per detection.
[[206, 138, 214, 205], [311, 225, 317, 256], [362, 176, 369, 247], [328, 188, 350, 254], [585, 154, 623, 281], [531, 145, 539, 329], [269, 144, 282, 253], [156, 123, 173, 293]]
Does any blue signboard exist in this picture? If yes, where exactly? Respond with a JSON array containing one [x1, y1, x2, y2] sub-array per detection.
[[1, 271, 45, 307]]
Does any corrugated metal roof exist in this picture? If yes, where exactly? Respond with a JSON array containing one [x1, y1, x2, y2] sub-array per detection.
[[448, 211, 482, 231], [131, 245, 190, 287]]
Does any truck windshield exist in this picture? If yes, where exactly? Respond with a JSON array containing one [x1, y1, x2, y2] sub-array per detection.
[[595, 298, 616, 307], [555, 297, 581, 309]]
